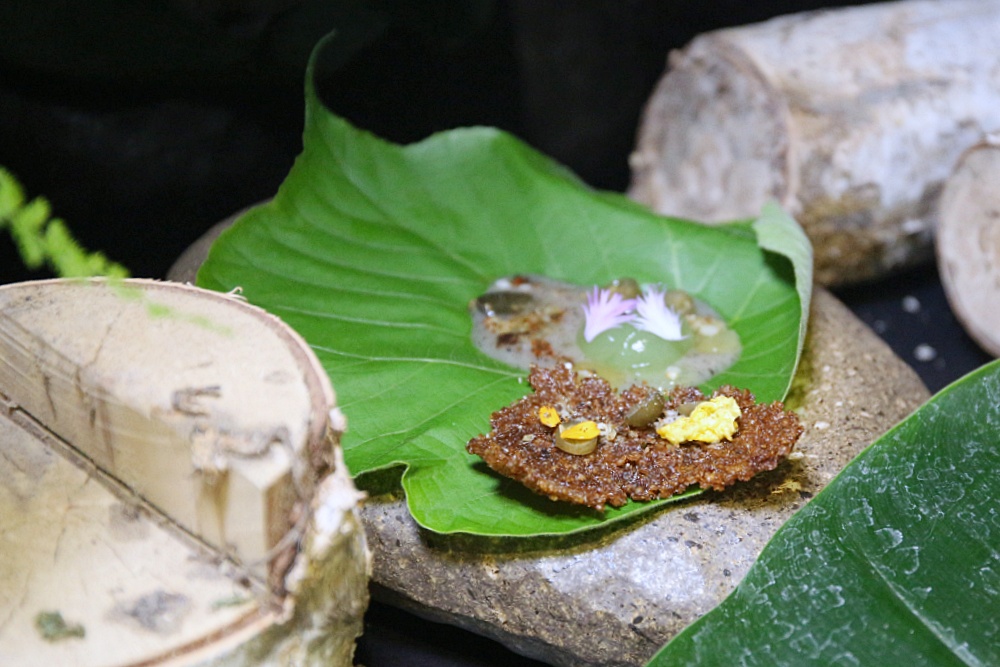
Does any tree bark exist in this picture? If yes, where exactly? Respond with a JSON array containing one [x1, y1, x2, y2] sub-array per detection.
[[0, 278, 370, 666], [937, 137, 1000, 358], [629, 0, 1000, 285]]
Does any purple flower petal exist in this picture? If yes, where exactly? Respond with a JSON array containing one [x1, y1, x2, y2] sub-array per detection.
[[633, 287, 686, 341], [582, 286, 636, 342]]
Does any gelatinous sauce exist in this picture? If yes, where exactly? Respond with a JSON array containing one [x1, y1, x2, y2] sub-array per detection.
[[470, 275, 741, 390]]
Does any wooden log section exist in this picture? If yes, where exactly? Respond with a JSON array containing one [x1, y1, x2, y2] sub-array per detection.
[[0, 278, 370, 666], [629, 0, 1000, 286], [937, 136, 1000, 357]]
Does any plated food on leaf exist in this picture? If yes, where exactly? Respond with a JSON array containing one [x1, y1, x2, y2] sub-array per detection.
[[196, 39, 813, 535], [468, 364, 802, 511], [467, 278, 803, 510]]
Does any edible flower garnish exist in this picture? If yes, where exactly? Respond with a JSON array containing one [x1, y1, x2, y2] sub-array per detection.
[[559, 420, 600, 441], [582, 283, 696, 344], [554, 419, 601, 455], [538, 405, 561, 427], [582, 287, 637, 342], [633, 286, 686, 341]]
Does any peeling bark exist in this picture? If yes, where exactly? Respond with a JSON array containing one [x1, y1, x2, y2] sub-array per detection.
[[0, 279, 370, 666], [937, 137, 1000, 357], [629, 0, 1000, 285]]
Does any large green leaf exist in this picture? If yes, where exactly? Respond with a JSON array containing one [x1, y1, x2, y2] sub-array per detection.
[[196, 40, 812, 537], [648, 359, 1000, 666]]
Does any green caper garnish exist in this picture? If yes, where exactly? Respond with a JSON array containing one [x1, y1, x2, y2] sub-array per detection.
[[663, 289, 695, 315], [625, 390, 666, 428]]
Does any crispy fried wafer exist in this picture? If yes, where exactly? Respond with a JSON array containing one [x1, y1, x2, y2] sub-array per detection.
[[467, 364, 802, 510]]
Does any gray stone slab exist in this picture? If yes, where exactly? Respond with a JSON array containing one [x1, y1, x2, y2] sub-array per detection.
[[359, 288, 929, 666]]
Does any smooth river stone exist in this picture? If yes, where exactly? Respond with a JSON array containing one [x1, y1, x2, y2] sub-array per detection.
[[169, 231, 929, 667]]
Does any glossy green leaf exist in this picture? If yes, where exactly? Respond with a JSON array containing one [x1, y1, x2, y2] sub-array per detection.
[[648, 359, 1000, 666], [196, 39, 812, 537]]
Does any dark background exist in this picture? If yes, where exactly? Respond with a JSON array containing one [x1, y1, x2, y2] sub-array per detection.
[[1, 0, 887, 284], [0, 2, 992, 665]]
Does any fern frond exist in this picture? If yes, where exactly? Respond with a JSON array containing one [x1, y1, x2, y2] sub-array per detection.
[[0, 166, 130, 279]]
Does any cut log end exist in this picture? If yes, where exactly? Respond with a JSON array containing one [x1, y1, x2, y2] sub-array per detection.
[[629, 36, 792, 223], [628, 1, 1000, 286], [0, 278, 370, 666], [937, 139, 1000, 358]]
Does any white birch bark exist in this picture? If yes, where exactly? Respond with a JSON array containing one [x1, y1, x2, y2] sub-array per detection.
[[629, 0, 1000, 285], [937, 136, 1000, 357], [0, 279, 370, 666]]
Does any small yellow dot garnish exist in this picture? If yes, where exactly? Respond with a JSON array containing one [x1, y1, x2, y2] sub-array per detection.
[[538, 405, 561, 427], [559, 420, 600, 441], [656, 395, 741, 445]]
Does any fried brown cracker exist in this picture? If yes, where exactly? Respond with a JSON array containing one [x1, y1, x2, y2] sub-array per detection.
[[467, 365, 803, 510]]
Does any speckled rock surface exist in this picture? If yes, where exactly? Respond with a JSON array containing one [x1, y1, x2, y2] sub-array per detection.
[[358, 288, 929, 667]]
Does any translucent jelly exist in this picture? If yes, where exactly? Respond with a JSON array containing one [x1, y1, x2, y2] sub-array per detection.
[[470, 275, 741, 390]]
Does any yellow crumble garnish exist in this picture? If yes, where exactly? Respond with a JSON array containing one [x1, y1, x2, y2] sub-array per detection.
[[656, 395, 741, 445]]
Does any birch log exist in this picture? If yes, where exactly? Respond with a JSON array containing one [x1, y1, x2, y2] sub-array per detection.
[[629, 0, 1000, 286], [0, 278, 370, 666], [937, 136, 1000, 357]]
